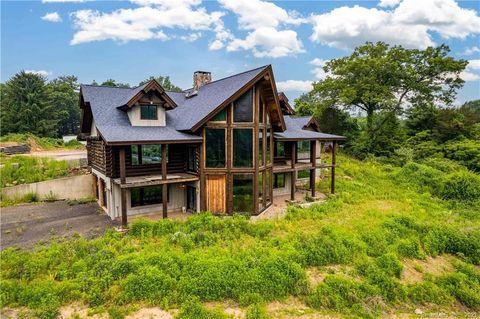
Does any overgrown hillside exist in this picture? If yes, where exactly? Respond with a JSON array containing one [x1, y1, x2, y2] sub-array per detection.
[[1, 155, 479, 319]]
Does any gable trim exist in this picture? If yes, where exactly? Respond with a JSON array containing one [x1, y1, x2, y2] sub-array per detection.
[[126, 80, 177, 109]]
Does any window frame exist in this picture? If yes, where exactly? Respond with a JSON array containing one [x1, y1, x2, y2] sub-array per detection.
[[140, 104, 158, 120], [205, 127, 227, 168]]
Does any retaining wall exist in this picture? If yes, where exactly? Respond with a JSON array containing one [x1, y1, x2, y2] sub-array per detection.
[[1, 174, 95, 200]]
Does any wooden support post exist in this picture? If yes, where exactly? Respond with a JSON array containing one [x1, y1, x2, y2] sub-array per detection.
[[119, 147, 127, 228], [290, 142, 296, 201], [199, 135, 206, 212], [253, 87, 259, 215], [161, 144, 168, 219], [331, 141, 337, 194], [310, 140, 316, 198]]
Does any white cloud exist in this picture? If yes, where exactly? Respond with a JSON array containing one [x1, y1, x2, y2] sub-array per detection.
[[41, 12, 62, 22], [463, 46, 480, 55], [70, 1, 226, 45], [378, 0, 402, 7], [25, 70, 52, 77], [180, 32, 202, 42], [276, 80, 313, 92], [468, 59, 480, 69], [226, 27, 304, 58], [459, 59, 480, 81], [310, 0, 480, 50], [310, 58, 329, 79], [219, 0, 305, 58]]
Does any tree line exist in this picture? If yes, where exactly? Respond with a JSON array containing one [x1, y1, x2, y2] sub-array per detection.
[[296, 42, 479, 172], [0, 73, 182, 138]]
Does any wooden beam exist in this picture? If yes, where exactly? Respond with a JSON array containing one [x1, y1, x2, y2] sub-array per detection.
[[161, 144, 168, 218], [310, 140, 316, 198], [119, 147, 127, 227], [253, 87, 259, 215], [290, 142, 296, 201], [331, 141, 337, 194]]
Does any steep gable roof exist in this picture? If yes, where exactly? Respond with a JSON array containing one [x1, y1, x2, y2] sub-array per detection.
[[274, 116, 346, 141], [167, 65, 278, 131]]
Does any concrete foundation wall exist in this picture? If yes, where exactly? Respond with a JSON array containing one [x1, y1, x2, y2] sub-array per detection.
[[1, 174, 94, 200]]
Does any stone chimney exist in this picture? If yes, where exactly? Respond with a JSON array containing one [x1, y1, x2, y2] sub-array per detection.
[[193, 71, 212, 91]]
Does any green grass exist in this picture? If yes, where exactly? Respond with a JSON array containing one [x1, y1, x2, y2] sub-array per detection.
[[1, 155, 479, 318], [0, 155, 81, 188], [0, 133, 84, 150]]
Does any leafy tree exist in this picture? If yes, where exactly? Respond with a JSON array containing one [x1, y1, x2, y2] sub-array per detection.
[[46, 75, 80, 135], [1, 71, 58, 137], [433, 108, 466, 142], [405, 104, 438, 137], [99, 79, 130, 88], [139, 75, 182, 92], [311, 42, 467, 151]]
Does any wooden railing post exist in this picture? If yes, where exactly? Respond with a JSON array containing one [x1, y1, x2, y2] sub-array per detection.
[[119, 146, 127, 228], [331, 141, 337, 194], [290, 142, 296, 201], [162, 144, 168, 219], [310, 140, 316, 198]]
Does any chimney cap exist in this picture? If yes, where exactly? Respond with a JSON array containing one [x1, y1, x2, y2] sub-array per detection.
[[194, 70, 211, 74]]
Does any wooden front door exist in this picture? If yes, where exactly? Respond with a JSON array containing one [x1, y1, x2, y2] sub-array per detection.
[[206, 175, 226, 214]]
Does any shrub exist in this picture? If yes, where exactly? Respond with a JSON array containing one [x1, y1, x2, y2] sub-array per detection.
[[176, 297, 229, 319], [407, 281, 453, 305], [245, 304, 270, 319], [308, 275, 379, 318], [296, 227, 366, 266], [396, 162, 443, 194], [440, 171, 480, 202], [420, 157, 465, 173], [395, 238, 425, 259], [121, 266, 176, 306], [375, 254, 403, 278], [443, 139, 480, 172], [24, 192, 39, 203], [436, 272, 480, 310]]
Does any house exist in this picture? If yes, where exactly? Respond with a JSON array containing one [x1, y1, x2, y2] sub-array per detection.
[[79, 65, 345, 226]]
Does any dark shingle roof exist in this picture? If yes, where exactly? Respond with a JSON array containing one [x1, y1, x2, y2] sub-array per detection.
[[274, 116, 346, 141], [167, 65, 268, 131], [80, 85, 202, 143], [81, 66, 269, 143]]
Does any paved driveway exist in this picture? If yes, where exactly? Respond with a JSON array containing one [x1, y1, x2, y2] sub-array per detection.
[[1, 201, 120, 250]]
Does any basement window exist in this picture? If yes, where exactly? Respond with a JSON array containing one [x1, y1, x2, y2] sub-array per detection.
[[131, 185, 168, 207], [140, 104, 157, 120]]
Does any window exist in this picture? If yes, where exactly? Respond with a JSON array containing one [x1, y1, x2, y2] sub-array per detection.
[[140, 104, 157, 120], [275, 142, 285, 157], [258, 171, 264, 211], [298, 169, 310, 179], [258, 131, 264, 166], [266, 169, 272, 204], [205, 128, 226, 168], [131, 145, 164, 165], [274, 173, 285, 188], [266, 130, 271, 164], [233, 89, 253, 122], [131, 186, 165, 207], [187, 186, 196, 211], [187, 146, 198, 172], [211, 108, 227, 122], [298, 141, 311, 160], [233, 129, 253, 167], [233, 174, 253, 213], [259, 100, 264, 124]]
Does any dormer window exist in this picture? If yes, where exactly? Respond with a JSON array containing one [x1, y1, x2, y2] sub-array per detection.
[[140, 104, 157, 120]]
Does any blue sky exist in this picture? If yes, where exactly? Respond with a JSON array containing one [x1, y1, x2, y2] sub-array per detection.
[[1, 0, 479, 105]]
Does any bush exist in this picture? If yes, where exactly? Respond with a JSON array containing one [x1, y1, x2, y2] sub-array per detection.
[[121, 266, 176, 305], [420, 157, 465, 173], [396, 162, 443, 194], [176, 297, 229, 319], [395, 238, 425, 259], [440, 171, 480, 202], [245, 304, 270, 319], [296, 227, 366, 266], [443, 139, 480, 172], [407, 281, 453, 305]]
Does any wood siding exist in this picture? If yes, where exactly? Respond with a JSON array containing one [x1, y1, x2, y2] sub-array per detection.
[[206, 175, 226, 213]]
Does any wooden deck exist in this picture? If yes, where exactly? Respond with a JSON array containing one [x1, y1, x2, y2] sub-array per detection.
[[114, 173, 199, 188]]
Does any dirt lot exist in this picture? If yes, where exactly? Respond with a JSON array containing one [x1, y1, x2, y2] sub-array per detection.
[[1, 201, 119, 250]]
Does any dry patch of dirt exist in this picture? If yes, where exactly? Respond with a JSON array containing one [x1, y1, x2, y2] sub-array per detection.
[[126, 307, 175, 319], [401, 255, 456, 284], [205, 300, 245, 319], [267, 297, 341, 319], [59, 303, 108, 319]]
